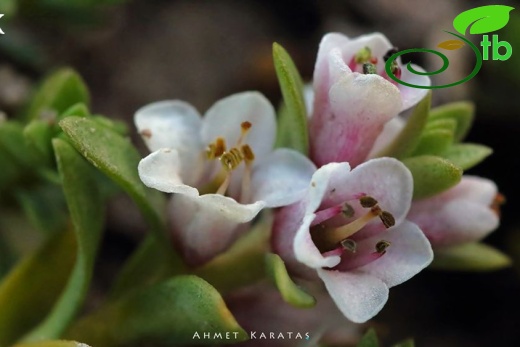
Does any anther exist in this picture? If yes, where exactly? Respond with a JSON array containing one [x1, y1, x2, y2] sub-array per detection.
[[375, 240, 391, 254], [360, 196, 378, 208], [355, 46, 372, 64], [363, 63, 377, 74], [342, 202, 355, 218], [220, 148, 243, 171], [241, 121, 252, 131], [379, 211, 395, 228], [341, 239, 357, 253], [241, 144, 255, 162], [383, 47, 398, 62], [206, 137, 226, 159]]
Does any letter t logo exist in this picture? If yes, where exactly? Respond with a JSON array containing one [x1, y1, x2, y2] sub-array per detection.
[[0, 14, 4, 35]]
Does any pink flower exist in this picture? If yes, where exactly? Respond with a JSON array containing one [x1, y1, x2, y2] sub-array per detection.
[[135, 92, 316, 265], [309, 33, 430, 167], [407, 176, 500, 248], [272, 158, 433, 323]]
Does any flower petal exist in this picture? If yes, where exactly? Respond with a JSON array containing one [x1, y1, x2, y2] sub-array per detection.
[[291, 163, 351, 270], [324, 158, 413, 236], [367, 116, 405, 158], [317, 269, 389, 323], [251, 148, 317, 207], [408, 176, 499, 247], [358, 220, 433, 287], [201, 91, 276, 159], [138, 148, 199, 196], [134, 100, 204, 185], [169, 193, 265, 266], [398, 64, 431, 111], [310, 72, 402, 167]]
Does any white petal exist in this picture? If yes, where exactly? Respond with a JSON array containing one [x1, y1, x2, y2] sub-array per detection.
[[358, 220, 433, 287], [317, 269, 389, 323], [251, 148, 317, 207], [399, 64, 431, 111], [138, 149, 199, 196], [134, 100, 204, 185], [201, 91, 276, 159], [291, 163, 350, 270], [169, 193, 265, 265], [325, 158, 413, 227], [450, 176, 497, 204]]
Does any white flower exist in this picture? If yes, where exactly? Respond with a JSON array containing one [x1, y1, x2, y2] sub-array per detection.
[[135, 92, 316, 265]]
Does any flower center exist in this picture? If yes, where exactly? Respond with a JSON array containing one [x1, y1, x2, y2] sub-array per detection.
[[205, 121, 256, 199], [349, 46, 402, 84], [310, 195, 395, 253]]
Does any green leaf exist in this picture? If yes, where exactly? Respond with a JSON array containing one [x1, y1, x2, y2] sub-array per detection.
[[429, 102, 474, 142], [0, 230, 76, 346], [15, 184, 69, 235], [23, 120, 55, 166], [265, 253, 316, 308], [425, 118, 457, 133], [431, 243, 511, 271], [403, 155, 462, 199], [273, 42, 309, 155], [21, 139, 105, 342], [14, 341, 90, 347], [440, 143, 492, 170], [59, 116, 165, 234], [66, 276, 248, 346], [60, 103, 90, 119], [376, 92, 431, 158], [453, 5, 514, 35], [24, 68, 90, 121], [0, 121, 37, 169], [357, 328, 379, 347], [91, 116, 128, 135], [411, 129, 454, 156], [393, 339, 415, 347]]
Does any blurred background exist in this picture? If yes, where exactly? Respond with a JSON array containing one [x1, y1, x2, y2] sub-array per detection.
[[0, 0, 519, 346]]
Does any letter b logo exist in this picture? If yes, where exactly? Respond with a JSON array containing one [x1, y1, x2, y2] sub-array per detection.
[[492, 34, 512, 61]]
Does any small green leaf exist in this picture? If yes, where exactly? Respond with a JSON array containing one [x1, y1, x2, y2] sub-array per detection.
[[24, 68, 90, 121], [0, 121, 37, 169], [265, 253, 316, 308], [22, 139, 105, 342], [14, 341, 90, 347], [393, 339, 415, 347], [440, 143, 492, 170], [437, 39, 465, 50], [66, 276, 248, 346], [376, 92, 431, 158], [431, 243, 511, 271], [23, 120, 55, 166], [453, 5, 514, 35], [0, 230, 76, 346], [91, 116, 129, 135], [273, 42, 309, 155], [60, 103, 90, 119], [59, 116, 165, 234], [425, 118, 457, 133], [411, 129, 454, 156], [429, 101, 474, 142], [403, 155, 462, 199], [357, 328, 379, 347]]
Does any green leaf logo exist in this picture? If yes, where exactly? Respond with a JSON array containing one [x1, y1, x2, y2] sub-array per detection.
[[453, 5, 514, 35]]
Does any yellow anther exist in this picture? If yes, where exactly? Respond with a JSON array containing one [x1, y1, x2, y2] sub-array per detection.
[[206, 137, 227, 159], [375, 240, 391, 254], [241, 144, 255, 162], [220, 147, 244, 171]]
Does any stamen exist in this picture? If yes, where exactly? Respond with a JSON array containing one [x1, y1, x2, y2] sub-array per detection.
[[354, 46, 372, 64], [312, 205, 344, 226], [341, 239, 357, 253], [216, 173, 231, 195], [360, 196, 378, 208], [220, 148, 243, 171], [363, 63, 377, 74], [379, 211, 396, 228], [491, 193, 505, 217], [375, 240, 391, 254], [236, 121, 252, 145], [342, 202, 355, 218], [206, 137, 226, 159], [140, 129, 152, 139], [241, 144, 255, 162], [383, 47, 399, 62]]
